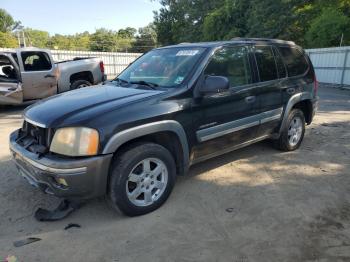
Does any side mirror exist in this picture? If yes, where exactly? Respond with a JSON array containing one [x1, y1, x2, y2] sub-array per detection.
[[200, 76, 230, 95]]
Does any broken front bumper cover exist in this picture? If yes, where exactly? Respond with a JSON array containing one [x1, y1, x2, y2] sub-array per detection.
[[9, 130, 113, 199], [0, 85, 23, 105]]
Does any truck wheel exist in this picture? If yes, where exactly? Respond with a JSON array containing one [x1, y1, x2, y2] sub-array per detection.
[[274, 109, 305, 151], [108, 143, 176, 216], [70, 80, 91, 90]]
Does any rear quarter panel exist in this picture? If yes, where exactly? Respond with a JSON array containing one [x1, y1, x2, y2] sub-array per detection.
[[57, 58, 102, 92]]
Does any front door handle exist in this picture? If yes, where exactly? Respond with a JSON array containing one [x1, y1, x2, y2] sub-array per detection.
[[286, 87, 296, 95], [245, 96, 256, 104]]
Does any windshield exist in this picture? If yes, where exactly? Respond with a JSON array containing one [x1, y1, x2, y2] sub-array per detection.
[[116, 47, 206, 88]]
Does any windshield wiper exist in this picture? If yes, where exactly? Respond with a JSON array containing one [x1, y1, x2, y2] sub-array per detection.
[[130, 80, 159, 89], [112, 77, 130, 85]]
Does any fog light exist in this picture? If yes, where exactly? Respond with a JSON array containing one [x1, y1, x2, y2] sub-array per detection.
[[55, 177, 68, 187]]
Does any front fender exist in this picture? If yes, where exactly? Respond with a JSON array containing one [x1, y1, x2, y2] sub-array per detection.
[[102, 120, 190, 171]]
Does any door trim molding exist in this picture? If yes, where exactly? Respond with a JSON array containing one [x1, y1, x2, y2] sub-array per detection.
[[196, 107, 283, 142], [191, 134, 271, 165]]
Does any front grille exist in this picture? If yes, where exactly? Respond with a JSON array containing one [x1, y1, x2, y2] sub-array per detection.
[[16, 120, 53, 155]]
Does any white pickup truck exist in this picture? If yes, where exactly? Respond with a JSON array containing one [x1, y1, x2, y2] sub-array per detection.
[[0, 47, 106, 105]]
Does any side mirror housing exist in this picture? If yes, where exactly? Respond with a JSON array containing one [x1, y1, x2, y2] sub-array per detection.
[[200, 76, 230, 95]]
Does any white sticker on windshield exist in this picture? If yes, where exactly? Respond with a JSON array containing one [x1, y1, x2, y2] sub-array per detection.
[[174, 76, 184, 84], [176, 50, 199, 56]]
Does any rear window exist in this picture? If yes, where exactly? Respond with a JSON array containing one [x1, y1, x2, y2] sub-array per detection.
[[254, 46, 278, 82], [278, 47, 309, 77]]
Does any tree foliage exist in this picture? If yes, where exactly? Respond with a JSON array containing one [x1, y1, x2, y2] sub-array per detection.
[[154, 0, 350, 48], [133, 23, 158, 52], [0, 9, 158, 52], [0, 32, 17, 48], [306, 7, 350, 48], [0, 8, 16, 33], [24, 28, 50, 48]]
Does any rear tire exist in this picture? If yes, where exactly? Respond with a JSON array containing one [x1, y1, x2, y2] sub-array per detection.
[[108, 143, 176, 216], [274, 109, 305, 151], [70, 80, 91, 90]]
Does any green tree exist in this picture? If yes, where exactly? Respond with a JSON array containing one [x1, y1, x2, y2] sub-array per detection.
[[89, 28, 119, 52], [306, 8, 350, 47], [0, 32, 17, 48], [118, 27, 137, 39], [154, 0, 224, 45], [202, 0, 251, 41], [154, 0, 350, 48], [0, 9, 17, 33], [72, 32, 91, 50], [24, 28, 50, 48], [132, 23, 157, 52], [48, 34, 74, 50]]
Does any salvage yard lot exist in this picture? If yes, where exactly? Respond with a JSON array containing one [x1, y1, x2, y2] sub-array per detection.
[[0, 86, 349, 262]]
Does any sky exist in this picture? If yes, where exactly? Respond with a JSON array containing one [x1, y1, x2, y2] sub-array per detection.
[[1, 0, 162, 35]]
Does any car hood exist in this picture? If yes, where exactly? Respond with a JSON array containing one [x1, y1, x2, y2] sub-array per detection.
[[24, 84, 164, 128]]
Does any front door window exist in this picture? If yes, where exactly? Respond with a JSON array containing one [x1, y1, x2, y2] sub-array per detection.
[[204, 46, 252, 88]]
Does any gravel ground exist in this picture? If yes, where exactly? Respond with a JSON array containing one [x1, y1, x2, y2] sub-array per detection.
[[0, 86, 349, 262]]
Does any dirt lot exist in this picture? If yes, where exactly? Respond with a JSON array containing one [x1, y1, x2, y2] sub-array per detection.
[[0, 86, 349, 262]]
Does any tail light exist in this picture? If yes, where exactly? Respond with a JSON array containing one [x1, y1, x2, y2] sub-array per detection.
[[313, 74, 318, 95], [99, 61, 105, 74]]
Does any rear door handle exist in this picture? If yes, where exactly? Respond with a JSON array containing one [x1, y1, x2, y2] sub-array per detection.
[[286, 87, 296, 95], [44, 74, 56, 78], [245, 96, 256, 104]]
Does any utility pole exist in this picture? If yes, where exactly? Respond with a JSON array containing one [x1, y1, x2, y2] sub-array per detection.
[[340, 33, 344, 47], [17, 31, 21, 47], [22, 30, 26, 47]]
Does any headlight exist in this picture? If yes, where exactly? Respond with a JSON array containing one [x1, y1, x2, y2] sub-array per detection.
[[50, 127, 99, 156]]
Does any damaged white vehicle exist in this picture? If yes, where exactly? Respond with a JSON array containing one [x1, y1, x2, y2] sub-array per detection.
[[0, 48, 106, 105]]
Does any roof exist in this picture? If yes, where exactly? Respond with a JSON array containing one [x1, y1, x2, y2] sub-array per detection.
[[156, 38, 296, 49]]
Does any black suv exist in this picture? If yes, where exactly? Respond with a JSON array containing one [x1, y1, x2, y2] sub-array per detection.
[[10, 38, 318, 216]]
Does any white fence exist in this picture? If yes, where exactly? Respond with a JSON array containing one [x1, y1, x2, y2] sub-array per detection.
[[2, 46, 350, 85], [51, 50, 142, 79], [306, 46, 350, 87], [0, 48, 142, 79]]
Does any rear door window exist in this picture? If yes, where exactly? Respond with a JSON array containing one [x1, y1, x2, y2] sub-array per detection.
[[21, 51, 52, 71], [204, 46, 252, 87], [278, 47, 309, 77], [254, 46, 278, 82], [273, 47, 287, 78]]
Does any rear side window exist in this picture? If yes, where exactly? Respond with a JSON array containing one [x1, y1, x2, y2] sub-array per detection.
[[278, 47, 309, 77], [21, 51, 52, 71], [254, 46, 278, 82], [204, 46, 252, 87], [273, 47, 287, 78]]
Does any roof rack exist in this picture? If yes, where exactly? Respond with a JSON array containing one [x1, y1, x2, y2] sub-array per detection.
[[230, 37, 295, 45]]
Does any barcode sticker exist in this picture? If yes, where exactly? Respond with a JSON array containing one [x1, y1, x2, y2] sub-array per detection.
[[176, 50, 199, 56]]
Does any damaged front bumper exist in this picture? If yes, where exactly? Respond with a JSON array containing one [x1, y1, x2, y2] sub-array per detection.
[[9, 130, 113, 199], [0, 84, 23, 105]]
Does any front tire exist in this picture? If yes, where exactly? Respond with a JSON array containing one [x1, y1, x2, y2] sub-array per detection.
[[108, 143, 176, 216], [274, 109, 305, 151]]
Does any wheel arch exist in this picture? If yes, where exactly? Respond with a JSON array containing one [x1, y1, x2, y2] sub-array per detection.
[[279, 92, 313, 134], [69, 71, 94, 84], [102, 120, 190, 175]]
